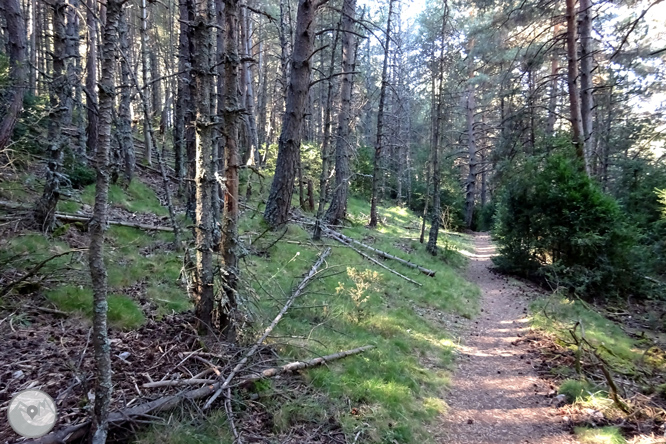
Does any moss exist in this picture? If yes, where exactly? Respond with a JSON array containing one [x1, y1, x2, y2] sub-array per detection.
[[575, 426, 626, 444]]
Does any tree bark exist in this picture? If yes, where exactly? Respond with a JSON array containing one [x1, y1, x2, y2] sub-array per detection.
[[264, 0, 319, 228], [192, 0, 215, 334], [464, 60, 477, 229], [427, 7, 447, 255], [566, 0, 586, 166], [34, 0, 70, 232], [118, 7, 135, 185], [0, 0, 27, 151], [579, 0, 594, 176], [220, 0, 242, 339], [546, 23, 561, 135], [173, 0, 191, 181], [140, 0, 153, 166], [369, 0, 394, 228], [85, 0, 98, 157], [324, 0, 357, 226], [88, 2, 122, 442]]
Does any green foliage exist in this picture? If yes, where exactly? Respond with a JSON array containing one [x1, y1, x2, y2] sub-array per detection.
[[82, 180, 168, 216], [63, 158, 96, 189], [493, 154, 643, 299], [575, 426, 626, 444], [46, 285, 145, 329], [558, 379, 594, 403]]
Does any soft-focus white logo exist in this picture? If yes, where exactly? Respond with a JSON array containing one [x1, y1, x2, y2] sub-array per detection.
[[7, 389, 57, 438]]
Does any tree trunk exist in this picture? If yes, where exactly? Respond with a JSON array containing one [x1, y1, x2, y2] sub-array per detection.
[[427, 8, 447, 255], [313, 22, 341, 240], [85, 0, 98, 157], [566, 0, 585, 166], [264, 0, 318, 228], [140, 0, 153, 166], [324, 0, 357, 226], [88, 2, 122, 442], [464, 62, 477, 229], [369, 0, 394, 228], [579, 0, 594, 176], [118, 7, 135, 185], [241, 5, 260, 165], [546, 23, 561, 135], [191, 1, 216, 334], [173, 0, 191, 181], [0, 0, 27, 151], [34, 0, 69, 232], [220, 0, 242, 339]]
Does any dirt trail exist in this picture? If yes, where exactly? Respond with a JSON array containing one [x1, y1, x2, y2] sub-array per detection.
[[438, 233, 578, 444]]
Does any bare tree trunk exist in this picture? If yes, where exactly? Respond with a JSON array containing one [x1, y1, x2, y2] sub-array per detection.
[[118, 7, 135, 185], [34, 0, 69, 232], [324, 0, 357, 226], [173, 0, 190, 181], [427, 7, 447, 255], [369, 0, 394, 228], [579, 0, 594, 176], [140, 0, 153, 166], [546, 22, 561, 135], [85, 0, 98, 157], [313, 22, 341, 240], [464, 57, 477, 229], [420, 165, 430, 244], [29, 0, 37, 96], [150, 51, 161, 119], [264, 0, 319, 228], [191, 0, 216, 333], [220, 0, 242, 339], [0, 0, 27, 151], [241, 5, 260, 165], [566, 0, 586, 167], [88, 2, 122, 442]]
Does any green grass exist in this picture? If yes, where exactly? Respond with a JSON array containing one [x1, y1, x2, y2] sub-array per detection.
[[46, 285, 145, 329], [82, 180, 168, 216], [140, 194, 479, 443], [575, 426, 626, 444], [146, 282, 191, 316]]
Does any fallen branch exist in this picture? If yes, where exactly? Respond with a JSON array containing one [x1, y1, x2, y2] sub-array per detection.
[[0, 249, 85, 297], [323, 228, 436, 277], [0, 201, 174, 232], [327, 232, 421, 286], [26, 344, 373, 444], [203, 247, 332, 409]]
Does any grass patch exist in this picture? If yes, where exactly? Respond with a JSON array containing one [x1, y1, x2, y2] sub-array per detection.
[[575, 426, 626, 444], [46, 285, 145, 329], [82, 180, 168, 216], [146, 282, 191, 316]]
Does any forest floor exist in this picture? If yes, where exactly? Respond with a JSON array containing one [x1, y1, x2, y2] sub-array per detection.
[[437, 233, 579, 444]]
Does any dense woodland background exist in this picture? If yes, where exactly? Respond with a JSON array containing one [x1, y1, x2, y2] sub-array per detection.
[[1, 0, 665, 441]]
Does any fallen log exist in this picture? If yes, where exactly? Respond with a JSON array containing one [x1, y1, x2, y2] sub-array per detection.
[[0, 201, 174, 232], [203, 248, 332, 409], [327, 232, 421, 286], [323, 228, 436, 277], [26, 345, 373, 444]]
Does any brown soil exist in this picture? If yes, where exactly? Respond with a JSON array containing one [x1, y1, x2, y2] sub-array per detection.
[[438, 233, 579, 444]]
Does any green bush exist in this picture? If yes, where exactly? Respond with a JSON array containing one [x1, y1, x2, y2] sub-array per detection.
[[64, 158, 96, 189], [492, 154, 644, 299]]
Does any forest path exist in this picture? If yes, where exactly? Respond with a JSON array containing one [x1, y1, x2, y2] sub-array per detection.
[[437, 233, 578, 444]]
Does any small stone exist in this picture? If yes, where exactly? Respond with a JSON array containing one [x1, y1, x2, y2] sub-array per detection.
[[467, 419, 474, 424], [12, 370, 24, 380]]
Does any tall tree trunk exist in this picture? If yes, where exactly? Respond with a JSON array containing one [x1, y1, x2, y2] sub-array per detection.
[[34, 0, 69, 232], [85, 0, 98, 157], [325, 0, 357, 226], [313, 22, 341, 240], [579, 0, 594, 176], [118, 7, 135, 185], [427, 7, 447, 255], [0, 0, 27, 151], [369, 0, 394, 228], [191, 0, 215, 333], [88, 2, 122, 442], [264, 0, 318, 228], [140, 0, 153, 166], [464, 53, 477, 229], [240, 5, 260, 165], [546, 22, 561, 135], [220, 0, 242, 339], [29, 0, 37, 96], [150, 50, 162, 118], [173, 0, 190, 181], [566, 0, 585, 166]]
